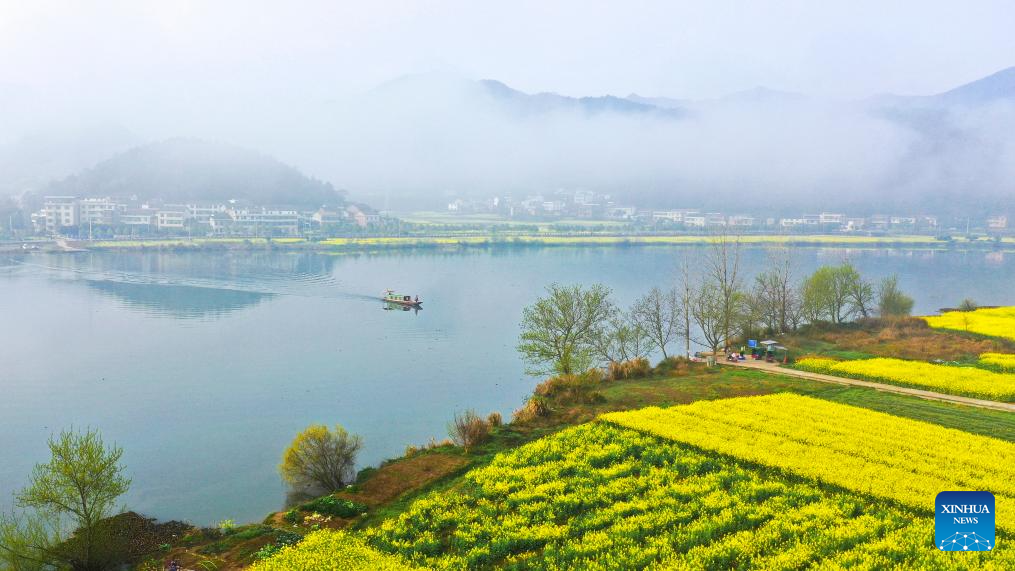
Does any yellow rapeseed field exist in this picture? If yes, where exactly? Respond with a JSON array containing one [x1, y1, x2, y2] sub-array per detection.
[[794, 356, 1015, 401], [980, 352, 1015, 371], [249, 530, 417, 571], [924, 306, 1015, 342], [603, 394, 1015, 532]]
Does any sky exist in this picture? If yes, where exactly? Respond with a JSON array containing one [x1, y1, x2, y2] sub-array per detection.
[[2, 0, 1015, 100], [1, 1, 1014, 212]]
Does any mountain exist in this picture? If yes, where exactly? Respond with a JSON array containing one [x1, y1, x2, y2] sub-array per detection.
[[929, 66, 1015, 106], [478, 79, 683, 117], [42, 138, 344, 207], [369, 73, 684, 118], [626, 94, 687, 110]]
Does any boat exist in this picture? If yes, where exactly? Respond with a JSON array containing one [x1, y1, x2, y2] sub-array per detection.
[[381, 289, 422, 308]]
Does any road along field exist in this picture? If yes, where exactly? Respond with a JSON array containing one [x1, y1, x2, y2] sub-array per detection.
[[924, 306, 1015, 342], [794, 356, 1015, 402]]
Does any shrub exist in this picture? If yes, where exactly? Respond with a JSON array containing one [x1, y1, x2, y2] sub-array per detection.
[[606, 357, 651, 381], [486, 412, 502, 428], [447, 410, 491, 452], [217, 519, 236, 534], [282, 510, 301, 525], [280, 424, 363, 492], [511, 396, 550, 423], [653, 356, 692, 376], [299, 496, 367, 519]]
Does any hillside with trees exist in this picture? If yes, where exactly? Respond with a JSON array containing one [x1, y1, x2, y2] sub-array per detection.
[[41, 139, 345, 208]]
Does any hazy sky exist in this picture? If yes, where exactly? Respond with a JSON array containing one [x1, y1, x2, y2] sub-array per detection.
[[3, 0, 1014, 100]]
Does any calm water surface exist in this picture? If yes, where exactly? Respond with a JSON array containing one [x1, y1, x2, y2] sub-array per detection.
[[1, 246, 1013, 523]]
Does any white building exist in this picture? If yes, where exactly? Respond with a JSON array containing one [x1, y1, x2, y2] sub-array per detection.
[[187, 203, 226, 224], [79, 198, 124, 227], [819, 212, 844, 225], [156, 208, 187, 230], [684, 214, 706, 227], [727, 215, 755, 227], [42, 196, 79, 233]]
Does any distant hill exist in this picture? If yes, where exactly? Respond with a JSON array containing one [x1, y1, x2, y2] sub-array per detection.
[[478, 79, 683, 117], [929, 66, 1015, 106], [43, 139, 344, 207]]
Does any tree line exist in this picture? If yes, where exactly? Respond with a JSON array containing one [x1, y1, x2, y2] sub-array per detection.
[[518, 235, 915, 376]]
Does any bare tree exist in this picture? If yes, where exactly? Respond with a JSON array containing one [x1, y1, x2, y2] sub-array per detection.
[[591, 309, 650, 364], [676, 256, 695, 359], [690, 281, 726, 357], [753, 248, 799, 334], [843, 261, 874, 318], [631, 286, 680, 359], [706, 230, 743, 352]]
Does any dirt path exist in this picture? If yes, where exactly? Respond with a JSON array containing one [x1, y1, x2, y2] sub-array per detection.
[[722, 360, 1015, 413]]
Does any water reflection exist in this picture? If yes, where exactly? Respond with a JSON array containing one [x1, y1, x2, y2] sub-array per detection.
[[86, 280, 273, 319]]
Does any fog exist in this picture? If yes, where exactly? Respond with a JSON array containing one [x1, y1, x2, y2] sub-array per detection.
[[2, 1, 1015, 213]]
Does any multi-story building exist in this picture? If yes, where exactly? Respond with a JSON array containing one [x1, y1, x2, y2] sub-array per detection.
[[227, 207, 301, 235], [684, 214, 706, 227], [652, 209, 698, 223], [704, 213, 727, 227], [156, 207, 187, 231], [819, 212, 844, 225], [78, 198, 124, 227], [727, 215, 755, 227], [42, 196, 79, 233], [988, 216, 1008, 230], [120, 209, 156, 228], [187, 203, 226, 225]]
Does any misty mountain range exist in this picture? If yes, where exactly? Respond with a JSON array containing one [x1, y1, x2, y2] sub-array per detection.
[[2, 66, 1014, 215]]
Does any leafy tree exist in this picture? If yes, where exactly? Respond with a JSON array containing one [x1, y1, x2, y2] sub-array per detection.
[[280, 424, 363, 493], [630, 287, 680, 358], [801, 263, 867, 324], [877, 275, 915, 317], [517, 283, 614, 376], [0, 428, 130, 571]]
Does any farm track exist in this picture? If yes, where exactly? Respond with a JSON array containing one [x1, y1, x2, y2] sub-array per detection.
[[723, 359, 1015, 413]]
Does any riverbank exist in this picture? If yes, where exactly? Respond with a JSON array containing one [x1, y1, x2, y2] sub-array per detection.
[[64, 233, 1015, 253]]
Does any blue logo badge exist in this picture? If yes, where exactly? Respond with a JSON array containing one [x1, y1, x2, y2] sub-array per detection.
[[935, 491, 995, 551]]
